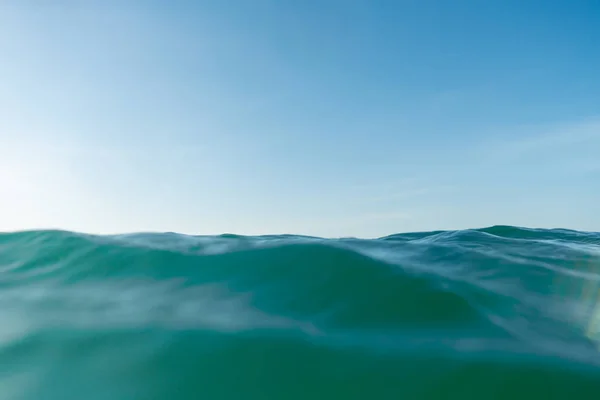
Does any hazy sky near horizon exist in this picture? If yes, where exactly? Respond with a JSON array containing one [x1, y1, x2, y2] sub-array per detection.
[[1, 1, 599, 237]]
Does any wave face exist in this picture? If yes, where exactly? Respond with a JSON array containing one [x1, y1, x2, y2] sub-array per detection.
[[1, 226, 600, 399]]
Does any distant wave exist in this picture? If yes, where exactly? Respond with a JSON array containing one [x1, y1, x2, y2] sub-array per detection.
[[1, 226, 600, 399]]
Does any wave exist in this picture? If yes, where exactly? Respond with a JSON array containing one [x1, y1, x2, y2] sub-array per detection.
[[1, 226, 600, 399]]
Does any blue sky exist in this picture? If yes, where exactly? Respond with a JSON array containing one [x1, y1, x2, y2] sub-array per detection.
[[0, 0, 598, 237]]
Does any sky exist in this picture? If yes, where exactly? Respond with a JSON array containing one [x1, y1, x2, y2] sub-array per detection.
[[0, 0, 599, 238]]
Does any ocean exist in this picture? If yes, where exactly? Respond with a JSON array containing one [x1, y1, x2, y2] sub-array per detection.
[[1, 225, 600, 399]]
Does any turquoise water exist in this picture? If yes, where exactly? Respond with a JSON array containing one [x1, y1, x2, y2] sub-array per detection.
[[1, 226, 600, 399]]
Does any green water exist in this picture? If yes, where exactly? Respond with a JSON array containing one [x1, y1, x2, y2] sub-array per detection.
[[1, 226, 600, 399]]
